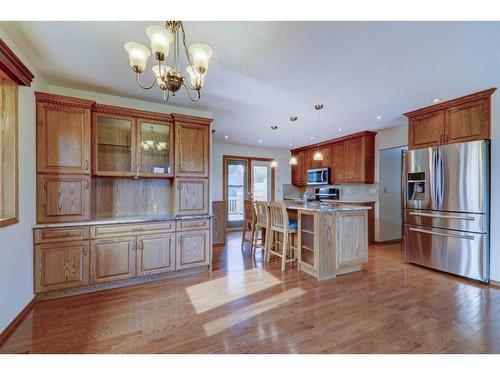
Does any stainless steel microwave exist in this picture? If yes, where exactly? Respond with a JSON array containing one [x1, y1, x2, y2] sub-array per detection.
[[307, 168, 329, 185]]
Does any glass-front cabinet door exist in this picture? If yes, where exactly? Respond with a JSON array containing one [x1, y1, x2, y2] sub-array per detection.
[[137, 119, 174, 177], [94, 113, 136, 176]]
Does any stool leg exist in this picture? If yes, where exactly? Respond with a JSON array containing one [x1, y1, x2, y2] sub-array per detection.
[[266, 230, 274, 264], [263, 228, 269, 260], [250, 223, 256, 255], [241, 221, 247, 250], [281, 232, 288, 272]]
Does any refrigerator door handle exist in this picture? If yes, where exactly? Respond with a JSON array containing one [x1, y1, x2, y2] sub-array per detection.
[[409, 227, 475, 241], [431, 149, 438, 208], [408, 212, 475, 221], [439, 148, 445, 209]]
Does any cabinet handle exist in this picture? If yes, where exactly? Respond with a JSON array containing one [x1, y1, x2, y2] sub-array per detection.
[[85, 160, 89, 171], [85, 179, 89, 189], [83, 245, 88, 256]]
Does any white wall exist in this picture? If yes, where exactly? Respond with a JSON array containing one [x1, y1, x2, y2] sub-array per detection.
[[0, 25, 50, 333], [490, 92, 500, 283], [211, 142, 291, 202]]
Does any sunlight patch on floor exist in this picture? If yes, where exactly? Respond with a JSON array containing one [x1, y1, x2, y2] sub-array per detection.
[[203, 287, 306, 336], [185, 268, 283, 314]]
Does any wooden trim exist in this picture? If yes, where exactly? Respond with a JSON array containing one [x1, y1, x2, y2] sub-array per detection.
[[0, 297, 35, 346], [35, 91, 94, 109], [0, 39, 34, 86], [490, 280, 500, 289], [172, 113, 213, 126], [92, 103, 174, 122], [291, 130, 377, 153], [403, 88, 497, 118]]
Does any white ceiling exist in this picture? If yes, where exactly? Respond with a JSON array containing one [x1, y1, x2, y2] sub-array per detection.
[[3, 21, 500, 148]]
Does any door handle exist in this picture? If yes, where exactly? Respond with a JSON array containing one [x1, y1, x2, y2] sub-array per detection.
[[409, 227, 475, 240], [408, 212, 475, 221]]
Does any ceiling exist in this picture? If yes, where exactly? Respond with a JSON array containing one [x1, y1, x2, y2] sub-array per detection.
[[3, 21, 500, 148]]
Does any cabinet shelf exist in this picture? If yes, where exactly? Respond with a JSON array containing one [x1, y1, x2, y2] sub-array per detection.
[[98, 142, 131, 148], [301, 229, 314, 235]]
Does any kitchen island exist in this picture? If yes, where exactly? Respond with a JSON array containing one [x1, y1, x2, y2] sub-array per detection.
[[284, 201, 370, 281]]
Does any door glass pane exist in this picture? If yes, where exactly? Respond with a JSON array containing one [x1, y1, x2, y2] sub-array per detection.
[[96, 116, 133, 173], [252, 161, 271, 202], [227, 160, 247, 227], [139, 122, 171, 174]]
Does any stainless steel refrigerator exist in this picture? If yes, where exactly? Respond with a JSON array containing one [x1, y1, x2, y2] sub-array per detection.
[[402, 140, 490, 282]]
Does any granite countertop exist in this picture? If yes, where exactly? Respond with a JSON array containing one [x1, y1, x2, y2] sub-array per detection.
[[282, 200, 371, 212], [284, 198, 375, 204], [33, 214, 213, 229]]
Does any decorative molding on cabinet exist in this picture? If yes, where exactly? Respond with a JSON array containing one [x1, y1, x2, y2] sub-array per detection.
[[0, 39, 34, 86]]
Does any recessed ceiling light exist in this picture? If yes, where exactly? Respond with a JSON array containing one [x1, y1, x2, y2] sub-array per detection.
[[376, 116, 382, 120], [224, 135, 228, 139], [433, 98, 440, 103], [259, 139, 263, 143], [338, 128, 343, 132]]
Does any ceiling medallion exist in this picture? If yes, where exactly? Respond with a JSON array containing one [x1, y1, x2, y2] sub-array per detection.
[[124, 21, 213, 102]]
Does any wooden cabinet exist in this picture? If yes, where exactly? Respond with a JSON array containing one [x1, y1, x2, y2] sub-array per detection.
[[330, 142, 347, 183], [408, 110, 445, 149], [137, 119, 174, 177], [445, 98, 490, 144], [175, 122, 209, 177], [290, 131, 375, 186], [291, 151, 305, 186], [136, 233, 175, 276], [405, 88, 495, 150], [90, 236, 136, 283], [174, 178, 209, 216], [36, 93, 92, 175], [37, 174, 90, 223], [93, 112, 137, 177], [176, 229, 210, 270], [34, 240, 89, 292]]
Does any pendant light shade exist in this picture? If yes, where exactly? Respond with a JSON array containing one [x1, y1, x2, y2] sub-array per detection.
[[271, 160, 278, 168], [289, 155, 298, 165], [313, 151, 323, 161], [314, 104, 324, 161]]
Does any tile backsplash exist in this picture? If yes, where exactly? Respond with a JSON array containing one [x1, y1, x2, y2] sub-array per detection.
[[283, 183, 378, 202]]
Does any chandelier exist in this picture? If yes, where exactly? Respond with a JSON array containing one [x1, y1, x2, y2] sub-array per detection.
[[124, 21, 213, 102], [141, 126, 168, 152]]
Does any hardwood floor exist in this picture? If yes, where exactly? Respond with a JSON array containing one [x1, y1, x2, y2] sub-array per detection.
[[1, 232, 500, 353]]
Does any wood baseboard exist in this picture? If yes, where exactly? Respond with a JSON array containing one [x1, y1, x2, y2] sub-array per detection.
[[490, 279, 500, 289], [0, 297, 35, 347]]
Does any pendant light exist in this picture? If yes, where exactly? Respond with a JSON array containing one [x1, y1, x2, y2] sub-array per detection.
[[289, 116, 298, 165], [270, 125, 278, 168], [313, 104, 324, 161]]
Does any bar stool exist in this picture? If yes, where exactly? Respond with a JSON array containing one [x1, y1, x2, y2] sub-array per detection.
[[241, 199, 256, 251], [252, 201, 271, 257], [267, 202, 298, 271]]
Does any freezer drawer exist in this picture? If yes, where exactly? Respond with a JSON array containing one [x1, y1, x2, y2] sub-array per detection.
[[404, 209, 487, 233], [404, 224, 489, 282]]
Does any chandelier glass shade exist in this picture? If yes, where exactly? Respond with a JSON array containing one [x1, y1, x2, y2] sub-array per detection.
[[142, 126, 168, 152], [124, 21, 213, 102]]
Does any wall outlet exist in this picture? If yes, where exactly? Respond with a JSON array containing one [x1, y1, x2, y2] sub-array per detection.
[[152, 203, 159, 214]]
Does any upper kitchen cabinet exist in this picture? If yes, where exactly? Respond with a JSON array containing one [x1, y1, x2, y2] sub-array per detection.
[[408, 110, 445, 149], [405, 88, 496, 150], [137, 119, 174, 177], [35, 92, 93, 175], [290, 131, 376, 186], [93, 111, 137, 177], [174, 114, 212, 178], [92, 104, 176, 178]]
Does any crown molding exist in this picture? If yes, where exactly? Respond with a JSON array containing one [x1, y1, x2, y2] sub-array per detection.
[[35, 91, 95, 109], [0, 39, 34, 86]]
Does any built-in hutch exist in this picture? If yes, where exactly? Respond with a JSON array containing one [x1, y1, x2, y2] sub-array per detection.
[[33, 92, 212, 298]]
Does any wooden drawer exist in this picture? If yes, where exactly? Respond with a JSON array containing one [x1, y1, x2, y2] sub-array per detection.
[[90, 221, 175, 239], [34, 226, 89, 244], [176, 218, 210, 232]]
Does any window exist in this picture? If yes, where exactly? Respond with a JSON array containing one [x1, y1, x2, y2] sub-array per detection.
[[0, 39, 34, 228], [0, 71, 18, 227]]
